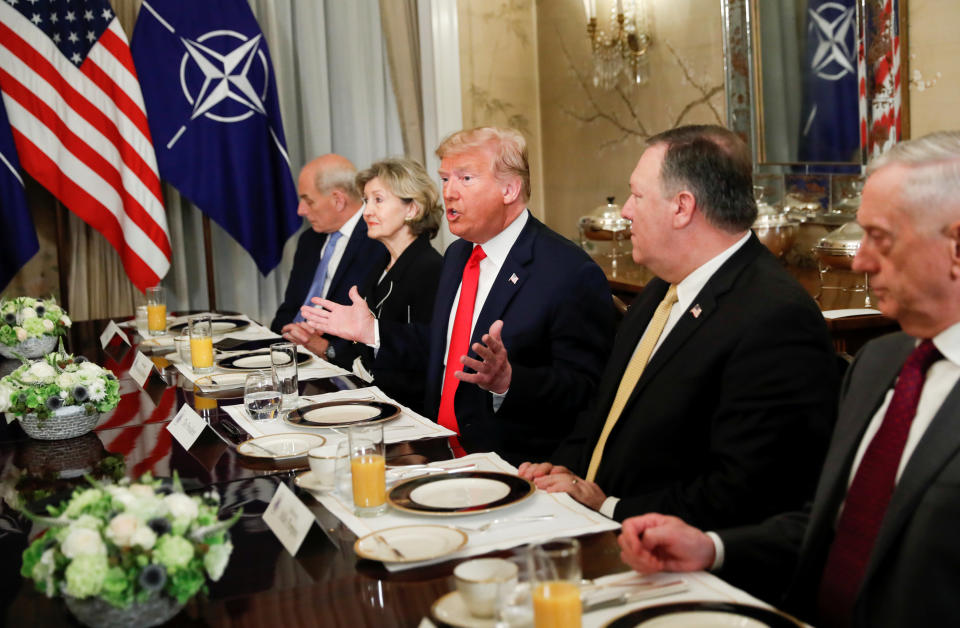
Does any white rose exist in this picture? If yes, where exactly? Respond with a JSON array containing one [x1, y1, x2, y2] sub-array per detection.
[[61, 527, 107, 559], [79, 362, 102, 376], [20, 307, 37, 320], [42, 319, 54, 332], [107, 487, 137, 511], [129, 484, 155, 499], [57, 372, 79, 388], [27, 362, 56, 380], [105, 513, 139, 547], [131, 525, 157, 550], [163, 493, 199, 521], [15, 327, 27, 342]]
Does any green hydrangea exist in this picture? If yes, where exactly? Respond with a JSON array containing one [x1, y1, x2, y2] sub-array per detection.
[[0, 326, 15, 345], [153, 535, 194, 571], [21, 317, 44, 335], [100, 566, 134, 609], [64, 555, 108, 598], [62, 489, 106, 518], [166, 564, 205, 604]]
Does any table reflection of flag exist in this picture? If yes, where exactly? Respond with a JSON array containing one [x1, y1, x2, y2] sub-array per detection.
[[0, 100, 38, 290], [131, 0, 300, 275], [0, 0, 172, 292], [798, 0, 861, 164]]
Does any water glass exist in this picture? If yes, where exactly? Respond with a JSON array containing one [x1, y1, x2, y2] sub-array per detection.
[[146, 286, 166, 336], [334, 439, 353, 506], [243, 370, 280, 421], [495, 551, 536, 628], [348, 424, 386, 517], [530, 538, 582, 628], [135, 304, 149, 330], [174, 335, 191, 364], [270, 342, 299, 414], [189, 315, 214, 374]]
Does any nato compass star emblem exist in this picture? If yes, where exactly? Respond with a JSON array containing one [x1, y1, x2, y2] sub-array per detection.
[[807, 2, 857, 81], [166, 29, 270, 148]]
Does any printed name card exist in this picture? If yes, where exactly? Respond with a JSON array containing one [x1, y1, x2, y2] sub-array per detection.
[[129, 351, 166, 405], [100, 320, 131, 360], [166, 404, 207, 450], [263, 482, 316, 556]]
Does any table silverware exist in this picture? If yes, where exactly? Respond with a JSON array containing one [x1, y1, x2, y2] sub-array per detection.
[[457, 513, 556, 533], [374, 534, 406, 560], [582, 578, 688, 613]]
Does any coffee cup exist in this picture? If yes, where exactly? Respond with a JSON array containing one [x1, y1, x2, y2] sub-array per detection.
[[307, 445, 339, 488], [454, 558, 519, 618]]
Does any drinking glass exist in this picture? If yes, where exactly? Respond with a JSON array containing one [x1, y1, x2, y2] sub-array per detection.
[[145, 286, 166, 336], [174, 335, 191, 364], [189, 315, 214, 374], [334, 439, 353, 506], [270, 342, 299, 414], [495, 551, 536, 628], [348, 424, 386, 517], [135, 304, 149, 330], [244, 370, 280, 421], [530, 538, 582, 628]]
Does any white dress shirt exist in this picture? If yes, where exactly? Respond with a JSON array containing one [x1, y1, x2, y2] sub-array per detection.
[[708, 320, 960, 570], [318, 206, 364, 298], [599, 232, 751, 518]]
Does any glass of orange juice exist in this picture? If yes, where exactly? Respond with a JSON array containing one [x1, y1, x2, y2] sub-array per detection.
[[348, 424, 386, 517], [145, 286, 166, 336], [531, 538, 582, 628], [189, 315, 215, 374]]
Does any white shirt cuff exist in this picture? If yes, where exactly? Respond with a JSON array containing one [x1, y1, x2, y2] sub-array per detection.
[[705, 531, 725, 571], [491, 389, 507, 412], [368, 319, 380, 353], [599, 496, 620, 518]]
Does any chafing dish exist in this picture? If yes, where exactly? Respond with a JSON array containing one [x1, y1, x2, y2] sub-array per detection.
[[579, 197, 631, 271], [813, 221, 863, 270], [752, 214, 799, 259]]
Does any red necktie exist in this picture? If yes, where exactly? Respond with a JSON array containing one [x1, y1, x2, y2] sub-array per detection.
[[438, 245, 486, 456], [817, 339, 942, 627]]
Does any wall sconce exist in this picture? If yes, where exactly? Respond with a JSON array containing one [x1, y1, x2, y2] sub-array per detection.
[[582, 0, 652, 89]]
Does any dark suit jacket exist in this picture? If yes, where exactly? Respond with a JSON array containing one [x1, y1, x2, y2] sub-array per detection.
[[353, 234, 442, 413], [270, 221, 388, 358], [551, 234, 838, 527], [721, 331, 960, 627], [377, 215, 613, 465]]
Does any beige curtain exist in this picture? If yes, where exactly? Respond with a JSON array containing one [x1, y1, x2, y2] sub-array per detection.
[[378, 0, 426, 163]]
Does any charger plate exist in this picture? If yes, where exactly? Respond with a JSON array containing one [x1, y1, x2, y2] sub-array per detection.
[[168, 317, 250, 335], [217, 350, 312, 371], [604, 602, 803, 628], [285, 400, 400, 429], [387, 471, 534, 516]]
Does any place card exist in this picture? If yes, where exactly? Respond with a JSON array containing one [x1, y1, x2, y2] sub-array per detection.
[[130, 351, 167, 405], [100, 320, 131, 361], [263, 482, 316, 556], [166, 404, 207, 450]]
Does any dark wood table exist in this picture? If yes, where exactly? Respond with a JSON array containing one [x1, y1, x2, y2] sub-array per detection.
[[0, 318, 628, 627], [595, 254, 900, 355]]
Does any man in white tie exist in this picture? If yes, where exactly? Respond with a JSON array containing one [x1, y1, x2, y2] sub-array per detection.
[[518, 125, 838, 530], [616, 130, 960, 628], [270, 154, 387, 360]]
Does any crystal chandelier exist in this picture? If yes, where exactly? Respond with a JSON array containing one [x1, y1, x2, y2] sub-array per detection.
[[583, 0, 652, 89]]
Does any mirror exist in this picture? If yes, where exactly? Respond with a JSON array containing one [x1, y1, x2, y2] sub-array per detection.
[[722, 0, 908, 170]]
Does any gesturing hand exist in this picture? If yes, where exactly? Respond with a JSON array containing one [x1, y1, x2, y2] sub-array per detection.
[[457, 320, 512, 394], [299, 286, 375, 345], [617, 514, 716, 574]]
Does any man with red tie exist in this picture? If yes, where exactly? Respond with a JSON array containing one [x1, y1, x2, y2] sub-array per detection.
[[301, 127, 612, 464], [616, 131, 960, 628]]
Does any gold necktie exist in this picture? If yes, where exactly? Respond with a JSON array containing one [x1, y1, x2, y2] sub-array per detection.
[[585, 284, 679, 482]]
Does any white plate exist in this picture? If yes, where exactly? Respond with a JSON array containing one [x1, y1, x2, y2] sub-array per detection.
[[354, 525, 467, 563], [639, 613, 767, 628], [236, 433, 326, 459], [303, 404, 380, 423], [410, 478, 511, 509], [431, 591, 494, 628], [233, 354, 275, 369], [295, 470, 333, 492]]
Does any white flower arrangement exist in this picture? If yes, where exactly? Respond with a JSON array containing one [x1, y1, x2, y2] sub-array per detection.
[[0, 297, 71, 347], [19, 474, 240, 609]]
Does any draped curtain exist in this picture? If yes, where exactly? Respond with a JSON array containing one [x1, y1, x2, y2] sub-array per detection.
[[755, 1, 804, 163], [67, 0, 403, 322]]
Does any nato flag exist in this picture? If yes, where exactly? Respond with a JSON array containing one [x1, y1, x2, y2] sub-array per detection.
[[130, 0, 300, 275], [0, 100, 39, 290], [798, 0, 860, 165]]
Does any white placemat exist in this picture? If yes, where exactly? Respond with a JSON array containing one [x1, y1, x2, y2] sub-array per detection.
[[174, 347, 350, 384], [311, 452, 621, 572], [222, 385, 455, 444]]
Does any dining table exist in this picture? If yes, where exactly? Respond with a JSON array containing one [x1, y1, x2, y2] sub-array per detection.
[[0, 313, 794, 627]]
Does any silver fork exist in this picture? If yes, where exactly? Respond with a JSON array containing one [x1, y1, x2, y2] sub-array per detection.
[[457, 514, 556, 533]]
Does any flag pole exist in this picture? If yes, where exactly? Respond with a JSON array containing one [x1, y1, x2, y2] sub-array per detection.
[[54, 200, 70, 313], [202, 214, 217, 311]]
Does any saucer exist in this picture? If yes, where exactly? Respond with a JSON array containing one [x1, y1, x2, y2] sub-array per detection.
[[431, 591, 495, 628], [295, 470, 333, 492]]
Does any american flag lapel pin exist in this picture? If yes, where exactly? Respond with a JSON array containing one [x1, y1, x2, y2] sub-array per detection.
[[691, 304, 702, 318], [509, 273, 518, 284]]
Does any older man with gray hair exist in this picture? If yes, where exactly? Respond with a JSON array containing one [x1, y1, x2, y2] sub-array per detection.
[[617, 131, 960, 628]]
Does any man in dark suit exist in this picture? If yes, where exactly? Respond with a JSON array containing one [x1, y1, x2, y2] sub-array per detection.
[[301, 127, 612, 464], [617, 131, 960, 628], [270, 154, 387, 361], [518, 125, 838, 529]]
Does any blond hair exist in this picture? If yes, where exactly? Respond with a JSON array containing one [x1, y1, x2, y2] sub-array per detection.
[[356, 158, 443, 238], [436, 127, 531, 202]]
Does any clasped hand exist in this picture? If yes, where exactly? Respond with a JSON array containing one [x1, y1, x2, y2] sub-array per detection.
[[517, 462, 607, 510]]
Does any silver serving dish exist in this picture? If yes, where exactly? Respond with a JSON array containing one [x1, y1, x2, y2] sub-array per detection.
[[579, 197, 631, 241], [813, 221, 864, 270], [752, 214, 799, 259]]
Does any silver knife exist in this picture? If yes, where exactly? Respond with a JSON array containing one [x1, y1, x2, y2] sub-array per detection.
[[582, 579, 688, 613]]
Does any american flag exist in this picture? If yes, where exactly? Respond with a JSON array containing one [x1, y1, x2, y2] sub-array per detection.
[[0, 0, 171, 292]]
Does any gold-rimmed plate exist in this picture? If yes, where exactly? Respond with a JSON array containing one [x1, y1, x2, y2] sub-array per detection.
[[604, 602, 804, 628], [387, 471, 534, 516], [354, 525, 467, 563], [217, 350, 312, 371], [168, 317, 250, 335], [236, 433, 326, 460], [285, 400, 401, 429]]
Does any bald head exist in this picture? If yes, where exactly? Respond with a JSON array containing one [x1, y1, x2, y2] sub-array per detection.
[[297, 154, 363, 233]]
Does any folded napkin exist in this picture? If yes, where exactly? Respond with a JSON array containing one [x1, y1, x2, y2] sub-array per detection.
[[222, 385, 455, 445], [311, 451, 621, 572]]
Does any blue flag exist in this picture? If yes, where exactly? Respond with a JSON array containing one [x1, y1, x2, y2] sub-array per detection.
[[130, 0, 299, 275], [0, 100, 39, 290], [798, 0, 860, 165]]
